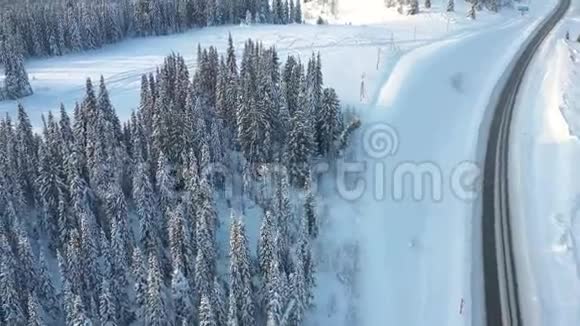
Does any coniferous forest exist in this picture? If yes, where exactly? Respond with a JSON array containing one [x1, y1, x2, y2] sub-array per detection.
[[0, 0, 303, 100], [0, 0, 302, 60], [0, 34, 360, 326]]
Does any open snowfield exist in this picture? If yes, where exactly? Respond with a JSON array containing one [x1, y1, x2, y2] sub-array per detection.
[[0, 0, 565, 325], [1, 1, 524, 128], [511, 1, 580, 325]]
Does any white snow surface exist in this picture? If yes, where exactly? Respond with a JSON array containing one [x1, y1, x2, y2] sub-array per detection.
[[0, 1, 524, 127], [316, 1, 558, 326], [511, 1, 580, 325], [0, 0, 564, 325]]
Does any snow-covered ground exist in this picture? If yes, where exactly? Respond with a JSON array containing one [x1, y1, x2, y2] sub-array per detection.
[[0, 0, 564, 325], [511, 1, 580, 325], [1, 1, 523, 128], [315, 1, 559, 326]]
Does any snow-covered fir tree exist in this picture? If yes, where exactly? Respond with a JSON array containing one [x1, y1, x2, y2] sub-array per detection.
[[258, 210, 278, 279], [0, 35, 358, 326], [38, 250, 59, 321], [304, 186, 319, 239], [0, 259, 26, 325], [468, 2, 477, 19], [0, 0, 301, 69], [229, 213, 255, 326], [99, 279, 117, 326], [409, 0, 420, 15], [287, 70, 315, 188], [133, 248, 148, 322], [317, 87, 342, 158], [27, 293, 46, 326], [1, 34, 33, 100], [70, 295, 93, 326], [199, 294, 218, 326], [172, 267, 194, 324], [133, 157, 161, 258], [146, 255, 170, 326]]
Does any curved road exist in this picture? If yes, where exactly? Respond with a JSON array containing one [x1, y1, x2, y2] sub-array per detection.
[[482, 0, 571, 325]]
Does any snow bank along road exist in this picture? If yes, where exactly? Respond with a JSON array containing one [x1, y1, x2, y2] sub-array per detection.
[[482, 0, 571, 325], [509, 0, 580, 325]]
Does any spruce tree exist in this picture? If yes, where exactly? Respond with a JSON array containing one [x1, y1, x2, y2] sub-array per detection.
[[317, 88, 342, 157], [266, 260, 284, 326], [296, 230, 315, 308], [79, 207, 99, 312], [60, 104, 75, 156], [199, 294, 217, 326], [58, 250, 75, 326], [489, 0, 498, 12], [228, 214, 255, 326], [68, 8, 83, 52], [468, 3, 476, 19], [273, 172, 292, 273], [294, 0, 302, 23], [71, 294, 93, 326], [282, 0, 289, 24], [3, 37, 33, 100], [146, 255, 169, 326], [289, 0, 295, 23], [287, 73, 314, 188], [133, 159, 160, 257], [107, 184, 132, 265], [207, 0, 218, 25], [0, 260, 26, 325], [213, 278, 228, 326], [196, 176, 217, 276], [66, 229, 84, 302], [17, 226, 39, 304], [195, 249, 213, 307], [110, 216, 133, 324], [99, 279, 118, 326], [27, 293, 45, 326], [132, 248, 148, 322], [289, 254, 306, 326], [15, 104, 37, 206], [304, 187, 318, 239], [258, 211, 277, 279], [156, 151, 176, 238], [447, 0, 455, 12], [172, 267, 194, 324], [38, 250, 59, 320], [408, 0, 419, 15]]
